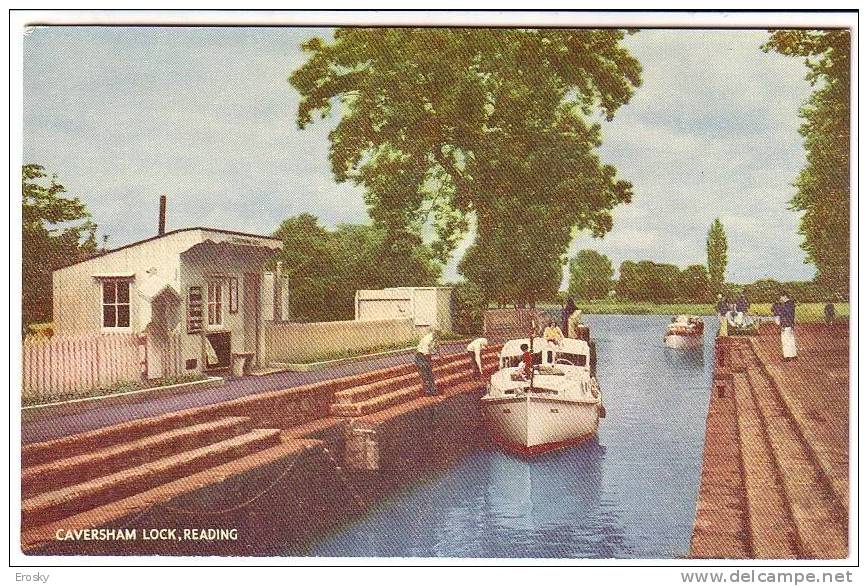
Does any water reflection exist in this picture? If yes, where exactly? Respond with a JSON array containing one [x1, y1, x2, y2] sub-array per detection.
[[309, 315, 713, 558], [480, 439, 629, 558], [662, 345, 705, 370]]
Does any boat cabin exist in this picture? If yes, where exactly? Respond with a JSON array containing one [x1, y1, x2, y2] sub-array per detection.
[[499, 337, 591, 369]]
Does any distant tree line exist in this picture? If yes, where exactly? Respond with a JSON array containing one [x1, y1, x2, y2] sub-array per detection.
[[562, 248, 840, 305], [615, 261, 710, 303], [738, 279, 839, 304], [565, 252, 712, 304]]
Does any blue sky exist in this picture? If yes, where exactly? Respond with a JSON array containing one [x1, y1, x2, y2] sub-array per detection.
[[23, 26, 815, 284]]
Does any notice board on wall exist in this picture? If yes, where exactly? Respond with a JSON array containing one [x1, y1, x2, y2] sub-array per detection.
[[187, 285, 203, 333]]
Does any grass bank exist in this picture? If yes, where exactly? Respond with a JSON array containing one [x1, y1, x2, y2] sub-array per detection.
[[553, 301, 849, 322], [22, 373, 208, 408]]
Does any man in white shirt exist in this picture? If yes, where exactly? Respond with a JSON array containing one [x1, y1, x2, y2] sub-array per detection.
[[466, 337, 488, 379], [415, 330, 438, 395]]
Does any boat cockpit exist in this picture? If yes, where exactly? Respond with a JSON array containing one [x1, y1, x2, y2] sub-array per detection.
[[498, 337, 591, 370], [488, 337, 598, 401]]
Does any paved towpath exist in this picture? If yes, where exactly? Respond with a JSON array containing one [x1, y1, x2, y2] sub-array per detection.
[[690, 321, 850, 559], [750, 321, 850, 511], [21, 342, 467, 445]]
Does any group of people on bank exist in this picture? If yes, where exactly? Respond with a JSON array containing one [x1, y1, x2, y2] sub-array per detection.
[[715, 292, 753, 328], [716, 291, 799, 361]]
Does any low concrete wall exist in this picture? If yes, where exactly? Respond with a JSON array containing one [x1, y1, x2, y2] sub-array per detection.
[[26, 440, 362, 556], [263, 318, 417, 364], [22, 349, 500, 555]]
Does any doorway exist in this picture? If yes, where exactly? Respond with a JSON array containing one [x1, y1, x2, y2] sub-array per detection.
[[145, 289, 181, 379]]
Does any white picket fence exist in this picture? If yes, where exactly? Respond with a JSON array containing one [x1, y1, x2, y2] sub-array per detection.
[[22, 333, 144, 402]]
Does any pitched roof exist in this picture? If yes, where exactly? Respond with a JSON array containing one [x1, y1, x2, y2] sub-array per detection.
[[55, 227, 281, 271]]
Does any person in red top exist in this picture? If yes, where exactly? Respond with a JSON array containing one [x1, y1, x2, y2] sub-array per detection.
[[520, 343, 533, 378]]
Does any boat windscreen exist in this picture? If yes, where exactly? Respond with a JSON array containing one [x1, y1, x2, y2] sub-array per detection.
[[554, 352, 587, 367], [501, 352, 543, 368]]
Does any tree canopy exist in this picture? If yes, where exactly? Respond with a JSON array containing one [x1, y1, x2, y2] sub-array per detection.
[[290, 28, 642, 305], [706, 218, 728, 295], [271, 214, 441, 322], [22, 164, 97, 328], [679, 264, 711, 302], [568, 249, 614, 301], [614, 260, 711, 303], [763, 30, 850, 297]]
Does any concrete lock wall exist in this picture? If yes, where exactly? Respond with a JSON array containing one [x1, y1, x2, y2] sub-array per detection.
[[263, 318, 417, 364]]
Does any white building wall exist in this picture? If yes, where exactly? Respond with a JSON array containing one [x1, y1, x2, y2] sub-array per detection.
[[355, 287, 453, 332], [261, 272, 290, 321], [52, 230, 200, 336]]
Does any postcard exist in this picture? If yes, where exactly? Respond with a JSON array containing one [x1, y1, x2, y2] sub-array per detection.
[[10, 9, 856, 573]]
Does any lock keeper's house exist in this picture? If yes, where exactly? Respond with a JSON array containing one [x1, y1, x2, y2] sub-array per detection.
[[51, 227, 282, 378]]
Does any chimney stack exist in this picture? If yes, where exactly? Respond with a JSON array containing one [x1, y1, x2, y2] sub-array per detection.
[[157, 194, 167, 236]]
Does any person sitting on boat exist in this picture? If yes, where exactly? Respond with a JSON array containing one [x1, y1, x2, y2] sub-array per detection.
[[543, 320, 564, 347], [727, 308, 746, 328], [518, 343, 534, 379]]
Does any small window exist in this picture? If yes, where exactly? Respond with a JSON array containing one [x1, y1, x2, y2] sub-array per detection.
[[207, 281, 223, 327], [102, 280, 131, 329]]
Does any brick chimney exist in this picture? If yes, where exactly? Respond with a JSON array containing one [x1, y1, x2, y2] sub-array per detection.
[[158, 194, 167, 236]]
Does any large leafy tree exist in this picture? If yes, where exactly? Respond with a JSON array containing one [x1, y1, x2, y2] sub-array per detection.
[[290, 28, 641, 305], [22, 164, 97, 328], [568, 249, 613, 301], [763, 30, 850, 297], [706, 218, 728, 295], [272, 214, 440, 321]]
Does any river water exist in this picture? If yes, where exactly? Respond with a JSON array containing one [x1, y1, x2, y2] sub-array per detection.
[[309, 315, 715, 559]]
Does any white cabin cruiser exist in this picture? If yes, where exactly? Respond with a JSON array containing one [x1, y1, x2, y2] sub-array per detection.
[[481, 336, 604, 456], [664, 315, 705, 349]]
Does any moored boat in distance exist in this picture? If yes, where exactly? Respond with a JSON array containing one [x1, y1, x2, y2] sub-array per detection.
[[664, 315, 705, 349], [481, 335, 603, 456]]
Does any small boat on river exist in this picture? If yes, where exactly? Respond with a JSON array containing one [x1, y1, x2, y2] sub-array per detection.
[[481, 335, 604, 456], [664, 315, 705, 349]]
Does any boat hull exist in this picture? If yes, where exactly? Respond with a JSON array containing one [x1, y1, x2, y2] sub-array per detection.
[[481, 396, 600, 455], [664, 333, 703, 349]]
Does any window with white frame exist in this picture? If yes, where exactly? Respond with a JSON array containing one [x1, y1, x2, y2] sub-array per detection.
[[102, 280, 131, 329], [207, 280, 223, 327]]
